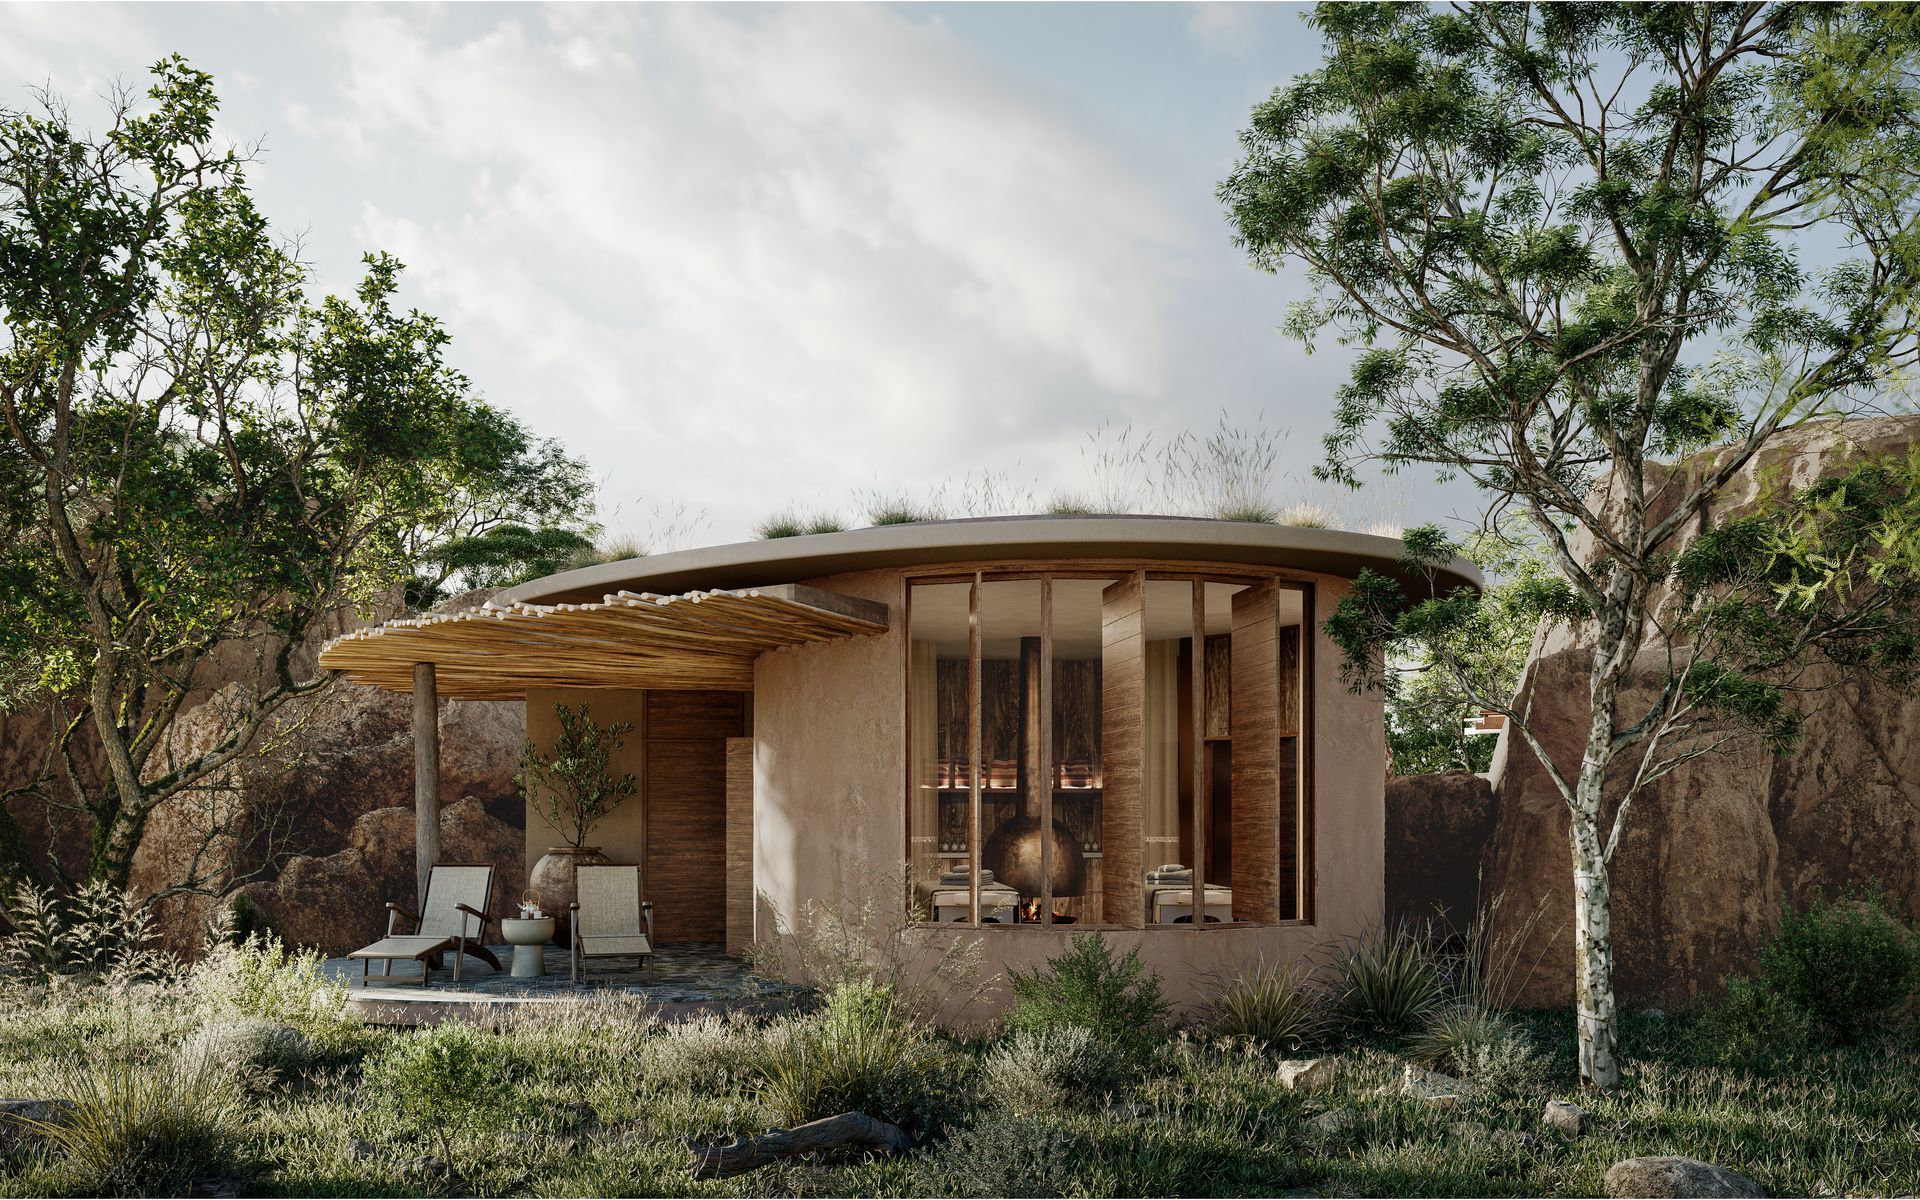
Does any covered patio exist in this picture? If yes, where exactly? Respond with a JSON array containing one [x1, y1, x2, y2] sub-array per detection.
[[315, 582, 891, 1014]]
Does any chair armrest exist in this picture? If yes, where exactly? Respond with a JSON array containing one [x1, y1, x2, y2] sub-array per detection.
[[454, 902, 490, 940], [385, 901, 418, 935]]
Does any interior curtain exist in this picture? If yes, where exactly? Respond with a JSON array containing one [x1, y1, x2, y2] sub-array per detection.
[[1142, 639, 1181, 871], [909, 640, 940, 887]]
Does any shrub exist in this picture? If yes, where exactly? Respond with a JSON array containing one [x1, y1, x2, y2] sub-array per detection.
[[1692, 975, 1818, 1070], [363, 1022, 514, 1178], [1274, 502, 1336, 529], [184, 932, 357, 1049], [1006, 934, 1169, 1064], [1209, 960, 1325, 1051], [751, 982, 953, 1132], [25, 1036, 246, 1197], [913, 1118, 1086, 1198], [755, 508, 845, 538], [1760, 887, 1920, 1041], [632, 1012, 762, 1094], [0, 882, 177, 988], [857, 489, 946, 527], [978, 1025, 1127, 1116], [182, 1016, 318, 1087], [1410, 1004, 1544, 1092], [750, 853, 990, 1020], [1329, 920, 1444, 1036]]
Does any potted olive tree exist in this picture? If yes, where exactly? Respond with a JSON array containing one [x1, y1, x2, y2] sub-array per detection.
[[519, 702, 638, 945]]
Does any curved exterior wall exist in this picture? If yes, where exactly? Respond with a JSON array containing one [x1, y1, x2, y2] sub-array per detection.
[[750, 563, 1386, 1026]]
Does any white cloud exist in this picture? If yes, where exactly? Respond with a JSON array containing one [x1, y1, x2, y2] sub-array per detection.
[[317, 4, 1192, 538], [1186, 3, 1259, 55]]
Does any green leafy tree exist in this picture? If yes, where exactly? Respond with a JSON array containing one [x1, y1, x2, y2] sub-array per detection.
[[1222, 3, 1920, 1088], [517, 702, 637, 848], [365, 1023, 510, 1182], [1385, 528, 1547, 775], [0, 59, 593, 898]]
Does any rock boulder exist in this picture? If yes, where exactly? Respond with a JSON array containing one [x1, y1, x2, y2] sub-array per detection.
[[1386, 770, 1496, 936], [1478, 414, 1920, 1009], [1604, 1156, 1766, 1198]]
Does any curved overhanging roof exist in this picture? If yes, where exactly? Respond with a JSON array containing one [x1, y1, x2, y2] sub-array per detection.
[[324, 517, 1480, 700], [497, 515, 1482, 606]]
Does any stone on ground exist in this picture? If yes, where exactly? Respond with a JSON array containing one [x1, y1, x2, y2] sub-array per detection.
[[1605, 1155, 1766, 1198], [0, 1099, 74, 1154], [1544, 1098, 1593, 1136], [1400, 1064, 1470, 1106], [1276, 1057, 1341, 1093]]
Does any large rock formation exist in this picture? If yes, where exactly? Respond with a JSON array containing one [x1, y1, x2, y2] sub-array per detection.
[[129, 675, 526, 954], [0, 591, 527, 956], [1386, 770, 1496, 937], [1477, 415, 1920, 1008]]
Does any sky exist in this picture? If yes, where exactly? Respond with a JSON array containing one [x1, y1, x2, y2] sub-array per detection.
[[1, 2, 1479, 547]]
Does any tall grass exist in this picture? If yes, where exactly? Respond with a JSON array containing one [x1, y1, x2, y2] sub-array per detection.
[[0, 882, 177, 989], [1209, 959, 1326, 1051], [24, 1035, 246, 1197], [857, 488, 948, 527], [755, 507, 846, 538], [750, 983, 951, 1131], [1162, 414, 1287, 522], [1078, 421, 1157, 514], [1329, 920, 1445, 1036]]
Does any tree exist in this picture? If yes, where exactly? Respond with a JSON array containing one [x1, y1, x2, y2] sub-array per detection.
[[516, 701, 637, 848], [1383, 527, 1546, 775], [1222, 3, 1920, 1089], [0, 59, 594, 899]]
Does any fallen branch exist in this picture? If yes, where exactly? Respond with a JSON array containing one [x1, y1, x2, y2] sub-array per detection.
[[685, 1111, 911, 1179]]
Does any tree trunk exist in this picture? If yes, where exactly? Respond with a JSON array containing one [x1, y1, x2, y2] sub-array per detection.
[[1571, 812, 1620, 1090], [684, 1112, 911, 1179], [86, 804, 144, 894], [1574, 577, 1634, 1093]]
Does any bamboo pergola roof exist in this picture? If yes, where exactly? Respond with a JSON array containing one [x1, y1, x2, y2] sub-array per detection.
[[318, 584, 890, 699]]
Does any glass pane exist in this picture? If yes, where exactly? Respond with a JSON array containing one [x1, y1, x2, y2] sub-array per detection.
[[977, 579, 1045, 923], [908, 582, 972, 922], [1277, 586, 1305, 920], [1050, 579, 1114, 926], [1143, 579, 1195, 924]]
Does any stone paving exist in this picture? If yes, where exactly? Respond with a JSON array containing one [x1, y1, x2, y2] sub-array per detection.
[[321, 941, 807, 1007]]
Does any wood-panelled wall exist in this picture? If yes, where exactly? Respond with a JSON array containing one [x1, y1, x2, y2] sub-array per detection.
[[724, 737, 754, 954], [1101, 576, 1146, 928], [1231, 583, 1282, 923], [644, 691, 747, 944]]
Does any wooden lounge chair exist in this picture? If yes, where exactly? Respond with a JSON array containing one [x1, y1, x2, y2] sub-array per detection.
[[570, 863, 655, 982], [347, 863, 503, 986]]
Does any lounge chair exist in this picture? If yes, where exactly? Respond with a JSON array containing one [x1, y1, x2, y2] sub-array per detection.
[[347, 863, 503, 986], [570, 863, 655, 981]]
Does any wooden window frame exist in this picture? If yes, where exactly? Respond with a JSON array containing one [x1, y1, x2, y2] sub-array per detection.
[[904, 563, 1314, 930]]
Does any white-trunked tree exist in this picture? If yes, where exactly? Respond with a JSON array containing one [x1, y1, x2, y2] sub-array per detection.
[[1221, 2, 1920, 1089]]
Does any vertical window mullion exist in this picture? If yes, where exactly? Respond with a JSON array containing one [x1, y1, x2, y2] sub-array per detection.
[[1039, 574, 1054, 927], [968, 572, 982, 927], [1190, 578, 1207, 926]]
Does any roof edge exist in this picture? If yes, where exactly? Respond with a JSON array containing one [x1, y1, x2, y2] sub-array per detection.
[[495, 515, 1482, 607]]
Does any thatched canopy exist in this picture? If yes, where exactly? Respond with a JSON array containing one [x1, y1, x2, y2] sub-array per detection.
[[318, 584, 889, 699]]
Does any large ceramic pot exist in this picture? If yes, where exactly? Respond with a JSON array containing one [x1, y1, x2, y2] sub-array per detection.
[[527, 846, 613, 945]]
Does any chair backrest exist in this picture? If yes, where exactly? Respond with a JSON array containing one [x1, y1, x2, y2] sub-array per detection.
[[575, 864, 643, 938], [419, 865, 494, 938]]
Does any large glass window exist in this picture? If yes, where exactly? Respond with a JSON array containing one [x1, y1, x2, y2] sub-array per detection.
[[910, 572, 1306, 926]]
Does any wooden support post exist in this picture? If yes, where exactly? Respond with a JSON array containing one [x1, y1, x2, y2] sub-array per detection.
[[413, 661, 441, 911]]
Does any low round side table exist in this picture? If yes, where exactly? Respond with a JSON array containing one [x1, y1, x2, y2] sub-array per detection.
[[500, 917, 556, 978]]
